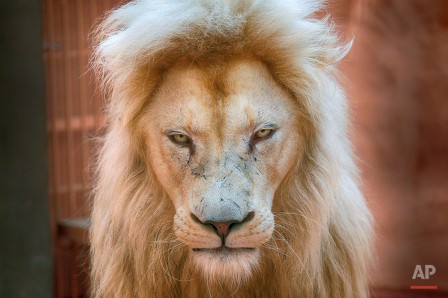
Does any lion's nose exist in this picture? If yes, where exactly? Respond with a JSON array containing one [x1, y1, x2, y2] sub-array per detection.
[[207, 221, 233, 239], [191, 212, 255, 241]]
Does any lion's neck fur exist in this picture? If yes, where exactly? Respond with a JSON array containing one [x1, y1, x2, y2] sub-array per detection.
[[92, 209, 368, 298]]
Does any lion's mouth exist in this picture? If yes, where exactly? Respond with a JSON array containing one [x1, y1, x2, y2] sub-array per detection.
[[192, 246, 256, 254]]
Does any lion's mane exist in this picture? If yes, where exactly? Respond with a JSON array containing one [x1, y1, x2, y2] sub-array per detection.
[[90, 0, 373, 297]]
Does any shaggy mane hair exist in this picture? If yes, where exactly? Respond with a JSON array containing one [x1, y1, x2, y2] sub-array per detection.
[[90, 0, 373, 297]]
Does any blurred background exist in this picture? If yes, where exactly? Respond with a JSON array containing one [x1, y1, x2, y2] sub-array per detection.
[[0, 0, 447, 297]]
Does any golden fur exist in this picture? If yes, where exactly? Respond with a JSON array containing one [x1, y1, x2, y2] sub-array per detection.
[[90, 0, 373, 297]]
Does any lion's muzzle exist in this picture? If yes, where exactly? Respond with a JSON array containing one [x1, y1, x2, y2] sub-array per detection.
[[190, 211, 255, 244]]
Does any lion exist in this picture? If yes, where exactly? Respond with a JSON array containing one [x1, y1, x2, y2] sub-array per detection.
[[90, 0, 373, 297]]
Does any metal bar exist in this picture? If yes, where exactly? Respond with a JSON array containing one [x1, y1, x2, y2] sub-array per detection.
[[45, 0, 62, 224], [91, 0, 101, 130], [77, 0, 90, 206], [62, 0, 77, 217]]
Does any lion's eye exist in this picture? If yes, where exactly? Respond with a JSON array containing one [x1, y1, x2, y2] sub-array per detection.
[[255, 129, 273, 139], [170, 133, 191, 145]]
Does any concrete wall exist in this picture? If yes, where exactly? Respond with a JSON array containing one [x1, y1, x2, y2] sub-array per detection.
[[0, 0, 52, 297]]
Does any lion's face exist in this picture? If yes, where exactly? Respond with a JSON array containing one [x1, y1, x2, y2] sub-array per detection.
[[143, 58, 302, 279]]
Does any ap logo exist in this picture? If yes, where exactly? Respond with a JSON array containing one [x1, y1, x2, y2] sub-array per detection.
[[412, 265, 436, 280]]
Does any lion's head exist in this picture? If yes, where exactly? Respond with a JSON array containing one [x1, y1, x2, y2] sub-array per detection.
[[142, 58, 303, 279], [91, 1, 372, 297]]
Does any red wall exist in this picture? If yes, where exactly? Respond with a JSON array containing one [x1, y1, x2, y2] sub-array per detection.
[[331, 0, 448, 291]]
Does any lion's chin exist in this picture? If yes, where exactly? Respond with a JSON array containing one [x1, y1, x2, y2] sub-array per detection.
[[191, 247, 260, 283]]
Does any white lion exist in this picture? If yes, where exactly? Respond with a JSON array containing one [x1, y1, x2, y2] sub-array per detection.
[[90, 0, 373, 297]]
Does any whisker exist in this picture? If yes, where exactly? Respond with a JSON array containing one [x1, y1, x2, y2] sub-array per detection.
[[274, 211, 337, 246], [272, 231, 313, 285], [262, 243, 287, 256]]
